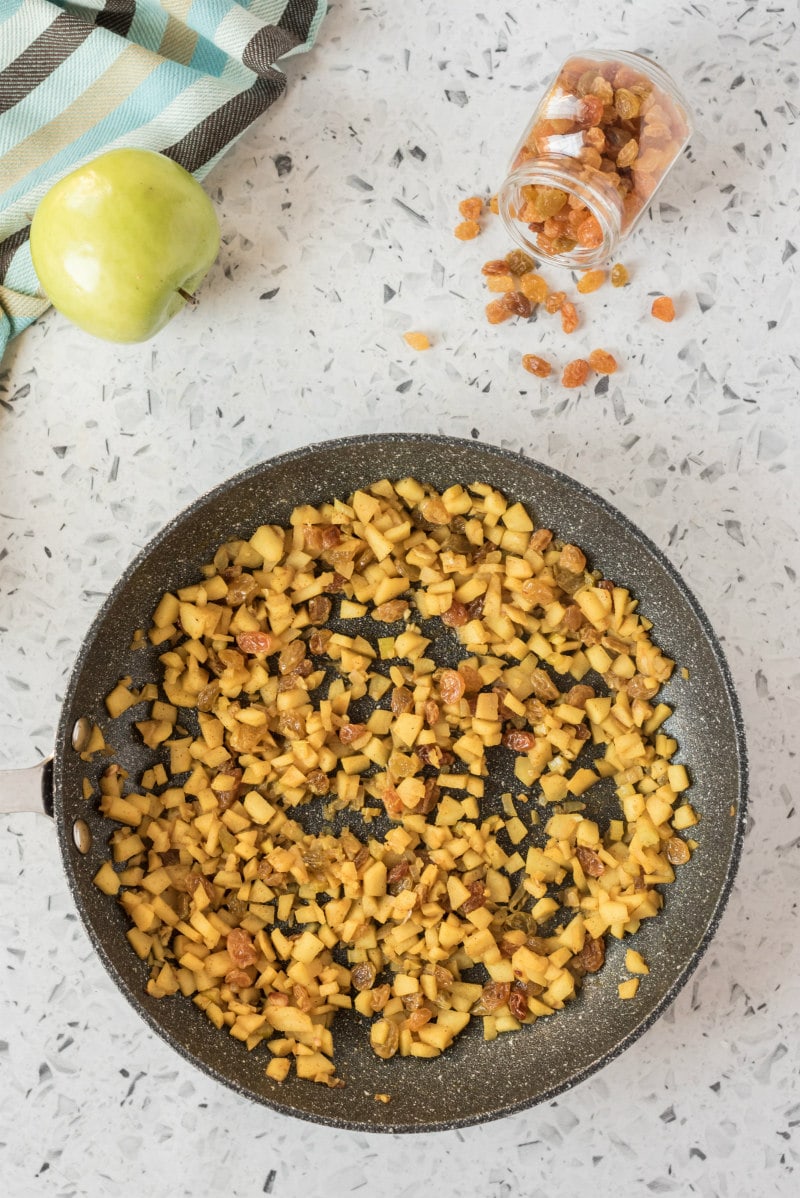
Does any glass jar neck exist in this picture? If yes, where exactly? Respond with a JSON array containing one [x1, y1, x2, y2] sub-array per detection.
[[498, 157, 623, 269]]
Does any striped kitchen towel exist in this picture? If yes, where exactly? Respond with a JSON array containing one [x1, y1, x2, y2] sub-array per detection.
[[0, 0, 325, 357]]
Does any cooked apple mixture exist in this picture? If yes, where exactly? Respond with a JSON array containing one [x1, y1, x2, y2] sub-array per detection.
[[91, 479, 697, 1087]]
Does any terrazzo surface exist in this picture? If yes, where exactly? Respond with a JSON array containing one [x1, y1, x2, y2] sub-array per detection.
[[1, 1, 799, 1194]]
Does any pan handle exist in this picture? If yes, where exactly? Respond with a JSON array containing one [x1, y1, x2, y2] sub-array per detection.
[[0, 759, 54, 818]]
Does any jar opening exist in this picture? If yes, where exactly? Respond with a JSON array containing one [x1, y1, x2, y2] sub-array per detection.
[[498, 157, 623, 270]]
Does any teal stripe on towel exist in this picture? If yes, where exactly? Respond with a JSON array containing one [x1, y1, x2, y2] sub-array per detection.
[[125, 3, 170, 54]]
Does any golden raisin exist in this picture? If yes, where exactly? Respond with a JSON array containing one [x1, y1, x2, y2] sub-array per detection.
[[454, 219, 480, 240], [235, 631, 277, 656], [561, 359, 590, 388], [592, 75, 614, 103], [502, 729, 537, 751], [390, 686, 414, 715], [528, 528, 552, 552], [419, 496, 449, 524], [278, 640, 306, 674], [519, 272, 548, 304], [522, 575, 553, 603], [473, 981, 511, 1014], [466, 595, 485, 619], [505, 249, 536, 275], [576, 215, 603, 248], [576, 935, 605, 973], [644, 121, 672, 143], [370, 1018, 399, 1059], [351, 961, 377, 991], [403, 331, 431, 350], [531, 187, 568, 219], [507, 985, 530, 1022], [578, 146, 603, 170], [485, 299, 513, 324], [542, 218, 567, 238], [489, 195, 499, 214], [306, 769, 329, 795], [486, 274, 515, 293], [544, 291, 565, 314], [308, 627, 332, 655], [616, 138, 639, 168], [577, 94, 604, 126], [611, 263, 629, 287], [565, 683, 594, 708], [561, 301, 579, 334], [458, 196, 483, 220], [615, 88, 641, 119], [404, 1008, 433, 1032], [503, 290, 532, 318], [521, 354, 552, 378], [577, 269, 605, 294], [307, 595, 332, 625], [338, 722, 367, 744], [651, 295, 676, 322], [576, 845, 605, 877], [551, 235, 578, 254], [227, 927, 257, 968], [481, 259, 510, 276], [583, 125, 606, 152], [370, 984, 391, 1011], [560, 543, 587, 573], [588, 348, 618, 374], [225, 969, 252, 990], [666, 836, 691, 865], [459, 663, 483, 692], [372, 599, 408, 622], [460, 880, 486, 914], [441, 599, 468, 627], [439, 669, 466, 704]]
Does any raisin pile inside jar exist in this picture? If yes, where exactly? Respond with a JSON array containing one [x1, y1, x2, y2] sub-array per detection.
[[506, 53, 690, 261]]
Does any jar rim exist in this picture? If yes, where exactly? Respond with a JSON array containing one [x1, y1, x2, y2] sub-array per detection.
[[498, 157, 623, 270]]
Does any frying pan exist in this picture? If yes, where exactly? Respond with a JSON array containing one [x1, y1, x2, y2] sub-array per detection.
[[2, 433, 747, 1132]]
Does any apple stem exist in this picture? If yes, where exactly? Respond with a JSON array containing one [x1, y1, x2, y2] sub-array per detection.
[[178, 287, 198, 306]]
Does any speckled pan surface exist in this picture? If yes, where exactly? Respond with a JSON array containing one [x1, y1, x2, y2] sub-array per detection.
[[53, 433, 747, 1133]]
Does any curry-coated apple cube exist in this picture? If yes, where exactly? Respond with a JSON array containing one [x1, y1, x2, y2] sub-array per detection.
[[291, 930, 325, 963], [249, 524, 285, 563], [672, 803, 699, 829], [625, 949, 649, 975], [93, 861, 120, 896]]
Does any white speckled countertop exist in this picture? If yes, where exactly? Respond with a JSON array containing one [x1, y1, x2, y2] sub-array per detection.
[[2, 1, 799, 1194]]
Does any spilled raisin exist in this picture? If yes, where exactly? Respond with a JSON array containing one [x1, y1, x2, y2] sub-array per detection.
[[561, 358, 590, 388], [503, 290, 532, 318], [577, 269, 605, 294], [522, 354, 552, 378], [561, 300, 579, 333], [455, 219, 480, 240], [651, 295, 675, 322], [505, 249, 536, 275], [588, 348, 618, 374]]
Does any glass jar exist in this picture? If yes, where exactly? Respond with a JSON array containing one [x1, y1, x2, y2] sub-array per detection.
[[498, 50, 692, 269]]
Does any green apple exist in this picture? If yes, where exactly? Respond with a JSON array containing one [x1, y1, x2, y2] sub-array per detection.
[[30, 148, 220, 343]]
